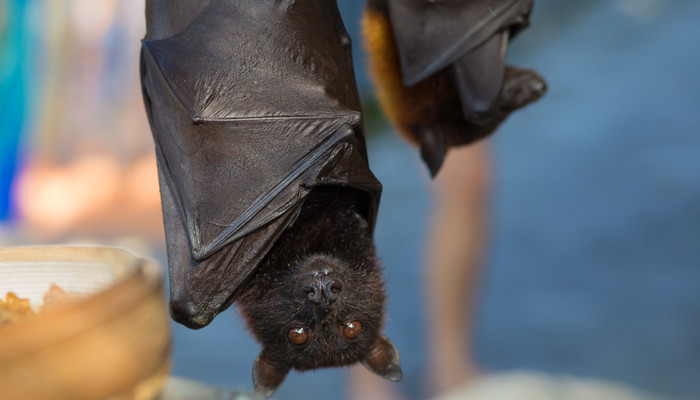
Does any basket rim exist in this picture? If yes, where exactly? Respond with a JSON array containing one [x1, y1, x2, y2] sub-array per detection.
[[0, 245, 164, 357]]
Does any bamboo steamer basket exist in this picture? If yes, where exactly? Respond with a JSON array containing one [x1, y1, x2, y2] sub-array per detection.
[[0, 246, 171, 400]]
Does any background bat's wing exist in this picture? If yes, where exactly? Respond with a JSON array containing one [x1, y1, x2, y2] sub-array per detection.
[[449, 31, 509, 123], [140, 0, 381, 328], [386, 0, 534, 87]]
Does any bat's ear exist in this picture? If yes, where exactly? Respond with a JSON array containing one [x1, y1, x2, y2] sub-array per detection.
[[252, 351, 290, 398], [362, 334, 403, 382], [418, 126, 447, 178]]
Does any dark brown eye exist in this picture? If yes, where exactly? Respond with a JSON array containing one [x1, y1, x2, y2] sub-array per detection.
[[343, 321, 362, 339], [288, 327, 308, 345]]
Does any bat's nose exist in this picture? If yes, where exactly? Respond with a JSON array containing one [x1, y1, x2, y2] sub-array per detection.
[[304, 283, 321, 303], [304, 278, 342, 305], [322, 279, 342, 303]]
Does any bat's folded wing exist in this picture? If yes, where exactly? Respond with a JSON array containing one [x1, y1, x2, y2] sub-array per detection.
[[140, 0, 380, 328], [387, 0, 534, 86]]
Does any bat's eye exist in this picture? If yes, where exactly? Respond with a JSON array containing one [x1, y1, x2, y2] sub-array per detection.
[[288, 327, 309, 345], [343, 321, 362, 339]]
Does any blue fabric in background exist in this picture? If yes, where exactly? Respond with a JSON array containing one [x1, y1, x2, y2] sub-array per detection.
[[0, 0, 32, 221]]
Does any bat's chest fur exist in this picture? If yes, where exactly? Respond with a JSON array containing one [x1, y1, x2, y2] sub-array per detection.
[[237, 186, 386, 370]]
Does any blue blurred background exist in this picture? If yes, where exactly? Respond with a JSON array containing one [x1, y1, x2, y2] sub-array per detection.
[[2, 0, 699, 399]]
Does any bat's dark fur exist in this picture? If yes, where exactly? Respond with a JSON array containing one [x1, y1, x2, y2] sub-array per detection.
[[235, 186, 400, 397]]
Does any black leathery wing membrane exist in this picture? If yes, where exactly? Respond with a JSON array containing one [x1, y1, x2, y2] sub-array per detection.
[[386, 0, 534, 87], [140, 0, 381, 329], [387, 0, 535, 123]]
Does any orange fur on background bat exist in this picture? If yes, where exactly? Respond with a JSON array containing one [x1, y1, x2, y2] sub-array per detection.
[[362, 2, 463, 147]]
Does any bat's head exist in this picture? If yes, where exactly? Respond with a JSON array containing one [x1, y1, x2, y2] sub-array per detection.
[[237, 187, 401, 398], [243, 253, 400, 397]]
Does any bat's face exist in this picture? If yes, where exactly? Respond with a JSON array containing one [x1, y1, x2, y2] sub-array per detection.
[[236, 187, 401, 397], [245, 254, 385, 369]]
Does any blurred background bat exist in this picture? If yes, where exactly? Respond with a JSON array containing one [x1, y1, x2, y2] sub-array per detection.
[[140, 0, 400, 397], [363, 0, 547, 176]]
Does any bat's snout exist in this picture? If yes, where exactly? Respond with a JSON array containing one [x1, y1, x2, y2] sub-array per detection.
[[304, 277, 342, 305], [298, 255, 348, 308]]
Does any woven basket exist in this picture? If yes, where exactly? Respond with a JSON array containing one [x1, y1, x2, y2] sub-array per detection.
[[0, 246, 171, 400]]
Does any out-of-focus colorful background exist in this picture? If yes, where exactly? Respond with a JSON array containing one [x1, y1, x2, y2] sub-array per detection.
[[1, 0, 699, 399], [1, 0, 161, 245]]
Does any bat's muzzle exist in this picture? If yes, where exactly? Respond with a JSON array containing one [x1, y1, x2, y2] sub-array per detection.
[[298, 255, 347, 311], [304, 277, 342, 305]]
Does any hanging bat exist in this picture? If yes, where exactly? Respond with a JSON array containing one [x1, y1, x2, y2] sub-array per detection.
[[363, 0, 547, 176], [140, 0, 401, 397]]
